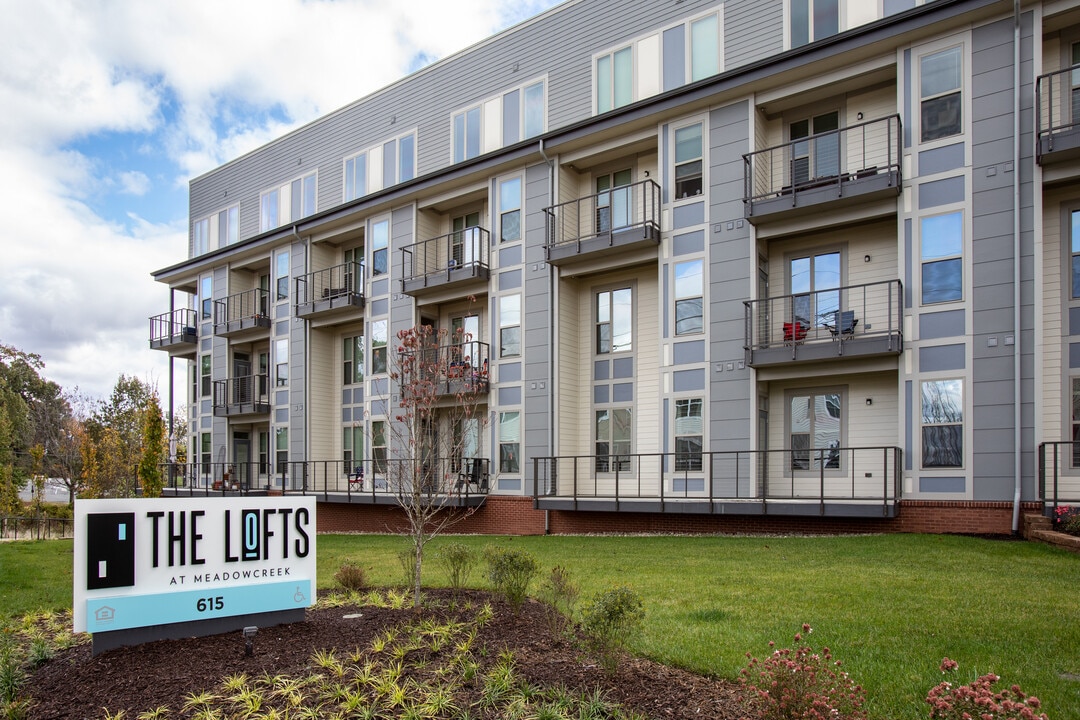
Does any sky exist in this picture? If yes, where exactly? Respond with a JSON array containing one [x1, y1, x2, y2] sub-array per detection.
[[0, 0, 559, 405]]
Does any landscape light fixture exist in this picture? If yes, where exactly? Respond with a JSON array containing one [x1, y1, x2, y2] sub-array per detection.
[[243, 626, 258, 657]]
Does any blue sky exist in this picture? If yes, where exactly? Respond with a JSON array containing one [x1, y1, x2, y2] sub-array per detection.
[[0, 0, 559, 403]]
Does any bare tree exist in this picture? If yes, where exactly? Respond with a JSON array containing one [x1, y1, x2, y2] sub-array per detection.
[[387, 321, 490, 608]]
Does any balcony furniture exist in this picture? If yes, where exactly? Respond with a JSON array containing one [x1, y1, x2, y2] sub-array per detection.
[[783, 321, 808, 343], [826, 310, 858, 338], [457, 458, 489, 492], [348, 465, 364, 490]]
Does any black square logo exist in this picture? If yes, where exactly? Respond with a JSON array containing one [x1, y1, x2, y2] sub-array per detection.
[[86, 513, 136, 590]]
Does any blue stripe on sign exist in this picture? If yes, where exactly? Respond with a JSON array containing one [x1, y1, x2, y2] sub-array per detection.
[[86, 580, 311, 633], [118, 524, 126, 541]]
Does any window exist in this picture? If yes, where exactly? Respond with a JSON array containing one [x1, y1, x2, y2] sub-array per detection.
[[275, 339, 288, 387], [674, 124, 703, 199], [275, 250, 290, 300], [193, 217, 209, 256], [499, 295, 521, 358], [920, 46, 962, 142], [1070, 209, 1080, 299], [499, 177, 522, 243], [200, 432, 211, 468], [260, 173, 315, 232], [674, 398, 704, 471], [259, 431, 269, 474], [275, 427, 288, 475], [789, 111, 839, 185], [344, 246, 363, 291], [674, 260, 704, 335], [1072, 379, 1080, 467], [292, 173, 316, 221], [200, 276, 212, 319], [200, 355, 211, 398], [595, 408, 632, 472], [372, 421, 387, 473], [344, 151, 367, 201], [343, 426, 363, 466], [596, 46, 633, 113], [453, 106, 482, 163], [381, 132, 416, 186], [452, 212, 481, 267], [260, 189, 278, 232], [596, 287, 633, 354], [259, 352, 269, 397], [790, 250, 841, 327], [790, 0, 839, 48], [689, 13, 720, 82], [921, 379, 963, 468], [789, 390, 842, 470], [523, 81, 545, 138], [499, 411, 520, 474], [343, 334, 364, 385], [371, 219, 389, 276], [921, 212, 963, 304], [371, 320, 387, 374], [259, 274, 270, 316], [595, 169, 632, 233], [218, 206, 238, 246]]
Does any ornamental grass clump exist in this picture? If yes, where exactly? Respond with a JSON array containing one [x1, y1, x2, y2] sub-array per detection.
[[926, 657, 1050, 720], [739, 624, 867, 720]]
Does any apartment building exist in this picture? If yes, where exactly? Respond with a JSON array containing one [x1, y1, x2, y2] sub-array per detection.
[[150, 0, 1079, 535]]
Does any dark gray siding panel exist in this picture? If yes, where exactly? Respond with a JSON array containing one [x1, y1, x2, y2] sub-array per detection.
[[919, 309, 965, 339], [918, 143, 964, 176], [919, 344, 965, 372], [917, 176, 964, 209], [522, 162, 551, 492]]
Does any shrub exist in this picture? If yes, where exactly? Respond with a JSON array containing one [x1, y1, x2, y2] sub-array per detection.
[[483, 545, 539, 613], [580, 585, 644, 673], [739, 624, 867, 720], [333, 562, 368, 592], [538, 565, 579, 634], [437, 542, 476, 591], [1053, 505, 1080, 535], [927, 657, 1050, 720]]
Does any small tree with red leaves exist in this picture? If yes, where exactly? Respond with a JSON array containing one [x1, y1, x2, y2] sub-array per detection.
[[388, 319, 489, 607]]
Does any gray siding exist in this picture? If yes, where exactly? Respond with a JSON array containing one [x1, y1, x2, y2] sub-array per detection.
[[522, 162, 552, 490], [724, 0, 784, 69]]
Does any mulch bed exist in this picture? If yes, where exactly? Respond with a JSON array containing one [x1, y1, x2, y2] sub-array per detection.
[[26, 589, 750, 719]]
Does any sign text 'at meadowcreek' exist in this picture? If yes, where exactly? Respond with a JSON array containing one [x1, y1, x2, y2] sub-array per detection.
[[73, 497, 317, 634]]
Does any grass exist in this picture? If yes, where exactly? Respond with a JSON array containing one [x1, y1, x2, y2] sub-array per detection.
[[4, 533, 1079, 720]]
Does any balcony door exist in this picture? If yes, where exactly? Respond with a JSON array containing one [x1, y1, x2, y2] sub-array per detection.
[[233, 432, 250, 487], [595, 168, 632, 234], [344, 246, 363, 293], [451, 314, 481, 369], [452, 212, 480, 267], [789, 250, 840, 330], [233, 353, 251, 404], [789, 111, 839, 185]]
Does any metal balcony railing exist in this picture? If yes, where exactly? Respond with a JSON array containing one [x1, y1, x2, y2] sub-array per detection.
[[1036, 66, 1080, 161], [401, 228, 490, 289], [212, 374, 270, 415], [213, 288, 271, 333], [398, 340, 491, 396], [295, 261, 364, 308], [533, 447, 901, 513], [743, 114, 901, 214], [542, 178, 661, 259], [1038, 442, 1080, 511], [149, 308, 197, 348], [744, 279, 903, 363]]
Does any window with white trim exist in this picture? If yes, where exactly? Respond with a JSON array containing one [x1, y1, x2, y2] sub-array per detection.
[[260, 172, 316, 232], [372, 420, 387, 473], [920, 211, 963, 305], [921, 379, 963, 468], [1071, 378, 1080, 467], [371, 218, 389, 276], [218, 205, 239, 246], [453, 105, 482, 163], [193, 217, 209, 256], [595, 408, 632, 472], [275, 427, 288, 475], [275, 250, 290, 301], [371, 319, 387, 374], [452, 79, 546, 163], [1069, 209, 1080, 299], [596, 287, 633, 354], [674, 123, 703, 199], [596, 46, 633, 113], [674, 398, 703, 471], [343, 151, 367, 202], [499, 294, 521, 358], [380, 132, 415, 187], [920, 46, 962, 143], [200, 354, 211, 398], [788, 389, 842, 470], [499, 411, 520, 474], [674, 259, 704, 336], [499, 177, 522, 243], [789, 0, 839, 48], [200, 276, 212, 319], [343, 334, 364, 385], [343, 426, 363, 466], [200, 432, 211, 468], [274, 338, 288, 387]]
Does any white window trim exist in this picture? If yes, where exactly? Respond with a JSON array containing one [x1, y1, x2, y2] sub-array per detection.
[[918, 376, 966, 473], [913, 33, 970, 150], [496, 173, 524, 245], [672, 395, 706, 478], [356, 128, 418, 194], [917, 206, 966, 308], [670, 115, 708, 206], [451, 102, 483, 163], [784, 385, 847, 477], [192, 203, 239, 255], [342, 149, 368, 202], [369, 214, 391, 277], [259, 170, 318, 232], [592, 43, 636, 115], [450, 75, 548, 164], [673, 258, 706, 337]]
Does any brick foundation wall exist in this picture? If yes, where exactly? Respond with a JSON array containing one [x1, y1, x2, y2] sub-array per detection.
[[315, 497, 1043, 536]]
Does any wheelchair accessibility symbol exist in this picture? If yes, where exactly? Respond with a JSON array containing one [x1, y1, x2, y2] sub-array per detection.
[[293, 586, 307, 603]]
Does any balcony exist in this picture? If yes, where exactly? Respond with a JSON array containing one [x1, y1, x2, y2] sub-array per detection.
[[149, 308, 197, 356], [743, 114, 902, 224], [744, 280, 902, 368], [532, 447, 901, 517], [1036, 66, 1080, 166], [295, 261, 365, 321], [213, 288, 271, 339], [401, 228, 490, 296], [1038, 442, 1080, 511], [212, 374, 271, 417], [399, 340, 491, 397], [543, 179, 661, 267]]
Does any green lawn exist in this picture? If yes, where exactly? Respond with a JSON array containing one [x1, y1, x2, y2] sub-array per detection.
[[5, 534, 1079, 720]]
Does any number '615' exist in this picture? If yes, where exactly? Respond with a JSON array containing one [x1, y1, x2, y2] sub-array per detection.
[[197, 596, 224, 612]]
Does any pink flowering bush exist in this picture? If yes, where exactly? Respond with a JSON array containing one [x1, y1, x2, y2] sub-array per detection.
[[739, 624, 867, 720], [1052, 505, 1080, 536], [926, 657, 1050, 720]]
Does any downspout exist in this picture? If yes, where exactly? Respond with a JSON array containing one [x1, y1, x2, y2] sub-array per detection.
[[539, 139, 555, 535], [1011, 0, 1023, 534]]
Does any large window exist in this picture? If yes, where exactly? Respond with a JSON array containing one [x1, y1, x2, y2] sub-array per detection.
[[193, 217, 209, 256], [453, 105, 482, 163], [674, 260, 704, 336], [689, 14, 720, 82], [921, 211, 963, 304], [200, 432, 211, 468], [260, 172, 316, 232], [674, 124, 703, 199], [789, 111, 839, 184], [275, 250, 290, 301], [920, 46, 962, 142], [275, 428, 288, 475], [452, 212, 481, 267], [595, 169, 632, 233], [200, 354, 211, 398], [1072, 379, 1080, 467], [596, 287, 633, 354], [343, 426, 363, 466], [501, 80, 546, 146], [921, 379, 963, 468], [200, 276, 212, 319], [596, 46, 633, 114], [790, 249, 841, 327], [275, 339, 288, 387], [371, 320, 387, 374], [218, 206, 239, 246], [343, 335, 364, 385], [1070, 209, 1080, 299], [499, 294, 521, 358], [370, 218, 389, 276], [789, 390, 842, 470], [499, 177, 521, 243], [595, 408, 632, 472], [674, 398, 703, 471], [372, 421, 387, 473], [344, 151, 367, 201], [260, 189, 278, 232], [499, 411, 520, 474], [790, 0, 839, 48]]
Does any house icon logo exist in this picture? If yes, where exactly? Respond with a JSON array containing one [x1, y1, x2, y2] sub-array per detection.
[[94, 606, 116, 624]]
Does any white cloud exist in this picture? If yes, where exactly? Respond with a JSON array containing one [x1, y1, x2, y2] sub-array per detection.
[[118, 170, 151, 196]]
